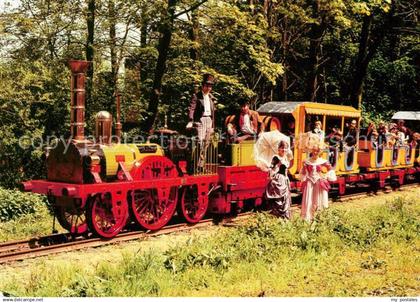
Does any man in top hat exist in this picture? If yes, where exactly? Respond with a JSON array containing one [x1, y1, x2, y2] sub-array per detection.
[[187, 73, 216, 142], [187, 73, 216, 172], [226, 99, 260, 142]]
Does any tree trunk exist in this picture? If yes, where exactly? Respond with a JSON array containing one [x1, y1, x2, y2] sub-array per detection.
[[141, 0, 177, 132], [350, 3, 395, 109], [249, 0, 254, 14], [139, 5, 149, 85], [109, 0, 117, 96], [305, 0, 326, 103], [350, 15, 372, 109], [85, 0, 95, 120], [389, 8, 403, 109], [189, 10, 199, 62], [280, 16, 288, 102]]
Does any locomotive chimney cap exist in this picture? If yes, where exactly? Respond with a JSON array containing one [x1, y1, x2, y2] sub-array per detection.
[[68, 60, 90, 73], [96, 111, 112, 120]]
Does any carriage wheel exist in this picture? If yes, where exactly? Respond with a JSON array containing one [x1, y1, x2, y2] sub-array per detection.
[[55, 205, 88, 235], [178, 185, 208, 224], [130, 156, 179, 231], [87, 193, 129, 238]]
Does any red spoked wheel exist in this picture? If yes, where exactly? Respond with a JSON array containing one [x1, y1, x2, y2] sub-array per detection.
[[54, 197, 88, 235], [130, 156, 179, 231], [131, 187, 178, 230], [87, 193, 129, 239], [178, 185, 209, 224]]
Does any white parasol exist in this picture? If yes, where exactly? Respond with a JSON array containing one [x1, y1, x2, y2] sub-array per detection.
[[254, 130, 291, 172]]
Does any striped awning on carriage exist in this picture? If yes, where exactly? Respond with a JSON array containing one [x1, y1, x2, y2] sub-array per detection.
[[257, 101, 361, 118]]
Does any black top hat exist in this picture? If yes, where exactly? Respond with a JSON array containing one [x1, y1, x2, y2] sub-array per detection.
[[202, 73, 215, 85]]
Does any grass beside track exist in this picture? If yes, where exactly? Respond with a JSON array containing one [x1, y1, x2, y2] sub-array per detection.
[[0, 188, 419, 297], [0, 205, 64, 242]]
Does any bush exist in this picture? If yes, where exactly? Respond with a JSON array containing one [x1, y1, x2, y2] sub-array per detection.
[[0, 188, 47, 222]]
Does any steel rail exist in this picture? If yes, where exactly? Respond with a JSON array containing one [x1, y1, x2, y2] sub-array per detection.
[[0, 214, 252, 264]]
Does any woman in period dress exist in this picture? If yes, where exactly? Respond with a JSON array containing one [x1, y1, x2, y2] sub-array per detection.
[[299, 133, 336, 221], [264, 140, 293, 219]]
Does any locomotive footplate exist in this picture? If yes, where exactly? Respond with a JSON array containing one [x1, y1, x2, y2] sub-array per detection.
[[23, 174, 218, 204]]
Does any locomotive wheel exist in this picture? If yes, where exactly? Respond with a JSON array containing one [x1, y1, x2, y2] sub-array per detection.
[[130, 156, 179, 231], [55, 205, 88, 235], [53, 197, 88, 235], [87, 193, 129, 239], [178, 185, 208, 224], [131, 187, 177, 230]]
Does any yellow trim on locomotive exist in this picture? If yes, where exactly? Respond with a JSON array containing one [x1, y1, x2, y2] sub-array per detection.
[[102, 143, 164, 176], [230, 140, 256, 166]]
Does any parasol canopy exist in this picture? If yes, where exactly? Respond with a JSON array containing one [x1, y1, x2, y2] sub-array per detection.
[[254, 130, 291, 172]]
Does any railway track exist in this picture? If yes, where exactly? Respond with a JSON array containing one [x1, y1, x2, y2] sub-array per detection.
[[0, 214, 253, 264], [0, 183, 418, 264]]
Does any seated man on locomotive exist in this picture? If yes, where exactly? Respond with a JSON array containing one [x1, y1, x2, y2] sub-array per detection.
[[226, 99, 261, 143]]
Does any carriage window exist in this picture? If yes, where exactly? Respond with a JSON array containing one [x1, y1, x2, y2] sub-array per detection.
[[325, 116, 342, 137], [304, 114, 322, 132], [279, 114, 295, 136]]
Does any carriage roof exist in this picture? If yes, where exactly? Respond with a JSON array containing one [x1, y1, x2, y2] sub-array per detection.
[[392, 111, 420, 121], [257, 101, 360, 118]]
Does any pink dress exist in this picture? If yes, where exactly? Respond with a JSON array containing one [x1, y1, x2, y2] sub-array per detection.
[[300, 158, 336, 221]]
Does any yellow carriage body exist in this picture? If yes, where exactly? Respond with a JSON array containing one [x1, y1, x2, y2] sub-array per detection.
[[358, 143, 415, 172], [257, 102, 361, 179], [229, 104, 418, 173]]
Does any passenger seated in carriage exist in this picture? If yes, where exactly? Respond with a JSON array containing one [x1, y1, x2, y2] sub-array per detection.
[[366, 122, 376, 139], [359, 122, 380, 150], [386, 123, 398, 147], [397, 119, 414, 145], [226, 99, 261, 143], [377, 121, 388, 145], [344, 119, 358, 148], [312, 120, 325, 141], [326, 125, 343, 165]]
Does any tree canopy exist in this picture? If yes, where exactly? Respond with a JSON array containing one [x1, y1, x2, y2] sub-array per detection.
[[0, 0, 419, 187]]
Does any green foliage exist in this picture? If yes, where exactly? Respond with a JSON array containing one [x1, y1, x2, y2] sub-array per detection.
[[1, 195, 418, 296], [0, 188, 47, 222], [0, 0, 418, 188]]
